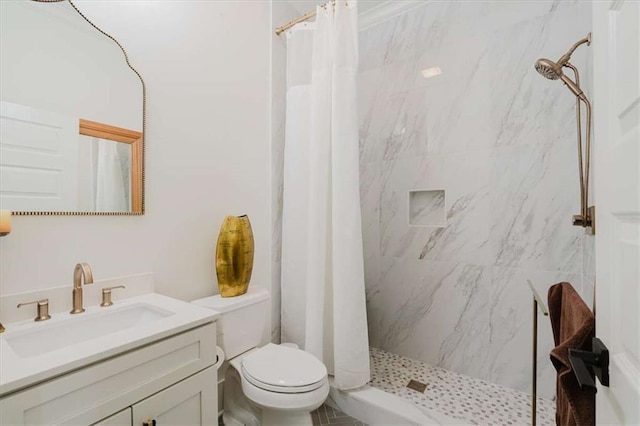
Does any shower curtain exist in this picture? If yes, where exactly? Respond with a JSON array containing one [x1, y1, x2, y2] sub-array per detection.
[[281, 0, 370, 390], [94, 138, 127, 212]]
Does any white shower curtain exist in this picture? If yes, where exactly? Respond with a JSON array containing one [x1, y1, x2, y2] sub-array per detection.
[[281, 0, 370, 390], [95, 138, 127, 212]]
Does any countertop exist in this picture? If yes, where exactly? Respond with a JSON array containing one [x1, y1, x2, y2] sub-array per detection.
[[0, 293, 219, 396]]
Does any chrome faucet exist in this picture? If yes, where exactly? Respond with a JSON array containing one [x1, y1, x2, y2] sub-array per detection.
[[71, 262, 94, 314]]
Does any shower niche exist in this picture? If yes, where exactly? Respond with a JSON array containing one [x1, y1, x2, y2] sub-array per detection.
[[408, 189, 446, 228]]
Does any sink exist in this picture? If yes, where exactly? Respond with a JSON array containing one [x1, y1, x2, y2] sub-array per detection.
[[5, 303, 173, 358], [1, 293, 218, 396]]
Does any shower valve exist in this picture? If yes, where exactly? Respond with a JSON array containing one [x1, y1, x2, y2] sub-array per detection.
[[572, 206, 595, 234]]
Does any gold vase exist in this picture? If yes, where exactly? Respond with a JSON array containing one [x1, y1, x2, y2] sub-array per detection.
[[215, 215, 254, 297]]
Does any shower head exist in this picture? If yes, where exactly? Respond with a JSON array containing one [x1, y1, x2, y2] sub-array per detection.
[[535, 58, 562, 80], [535, 33, 591, 75], [534, 33, 591, 98]]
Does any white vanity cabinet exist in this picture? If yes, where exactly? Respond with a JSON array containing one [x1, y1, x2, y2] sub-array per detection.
[[92, 366, 217, 426], [94, 409, 132, 425], [130, 366, 217, 426], [0, 322, 218, 426]]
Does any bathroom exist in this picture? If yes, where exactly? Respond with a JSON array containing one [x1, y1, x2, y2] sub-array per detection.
[[0, 0, 638, 425]]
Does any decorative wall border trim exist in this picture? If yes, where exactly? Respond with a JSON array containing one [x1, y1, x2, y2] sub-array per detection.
[[359, 1, 430, 31]]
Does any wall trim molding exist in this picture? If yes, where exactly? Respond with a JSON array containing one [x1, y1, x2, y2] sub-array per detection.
[[359, 1, 429, 31]]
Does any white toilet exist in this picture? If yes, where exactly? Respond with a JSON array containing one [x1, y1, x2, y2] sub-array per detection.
[[192, 287, 329, 426]]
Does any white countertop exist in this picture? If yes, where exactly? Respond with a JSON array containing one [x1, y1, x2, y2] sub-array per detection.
[[0, 293, 218, 396]]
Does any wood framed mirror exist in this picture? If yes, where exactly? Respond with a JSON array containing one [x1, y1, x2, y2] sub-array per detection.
[[0, 0, 145, 215]]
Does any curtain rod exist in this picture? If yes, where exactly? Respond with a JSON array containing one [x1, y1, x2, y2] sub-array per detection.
[[275, 0, 341, 36]]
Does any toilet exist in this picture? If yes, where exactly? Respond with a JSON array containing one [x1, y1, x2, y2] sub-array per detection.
[[192, 287, 329, 426]]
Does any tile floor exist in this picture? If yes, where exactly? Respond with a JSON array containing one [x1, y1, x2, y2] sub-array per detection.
[[369, 347, 556, 425], [312, 404, 366, 426], [221, 347, 555, 426]]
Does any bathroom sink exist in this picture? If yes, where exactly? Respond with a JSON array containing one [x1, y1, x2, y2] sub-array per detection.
[[0, 293, 219, 396], [4, 303, 173, 358]]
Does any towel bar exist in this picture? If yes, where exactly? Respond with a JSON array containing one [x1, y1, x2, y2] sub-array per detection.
[[527, 280, 549, 426]]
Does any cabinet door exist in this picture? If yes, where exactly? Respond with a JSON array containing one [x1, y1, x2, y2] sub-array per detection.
[[92, 408, 132, 426], [0, 323, 216, 426], [132, 367, 217, 426]]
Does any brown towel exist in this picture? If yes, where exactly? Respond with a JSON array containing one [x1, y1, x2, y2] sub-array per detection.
[[548, 282, 595, 426]]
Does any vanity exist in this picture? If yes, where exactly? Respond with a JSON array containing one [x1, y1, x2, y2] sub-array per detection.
[[0, 293, 221, 425]]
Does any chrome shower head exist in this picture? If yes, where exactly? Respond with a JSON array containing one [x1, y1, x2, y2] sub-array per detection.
[[535, 58, 562, 80]]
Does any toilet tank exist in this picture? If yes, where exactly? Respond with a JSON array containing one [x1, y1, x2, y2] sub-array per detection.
[[192, 286, 269, 359]]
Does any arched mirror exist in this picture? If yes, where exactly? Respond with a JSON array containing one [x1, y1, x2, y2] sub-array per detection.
[[0, 0, 145, 215]]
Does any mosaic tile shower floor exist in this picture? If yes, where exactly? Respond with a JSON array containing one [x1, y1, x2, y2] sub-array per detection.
[[370, 347, 556, 425]]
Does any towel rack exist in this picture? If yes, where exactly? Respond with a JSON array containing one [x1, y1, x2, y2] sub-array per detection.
[[527, 280, 549, 426]]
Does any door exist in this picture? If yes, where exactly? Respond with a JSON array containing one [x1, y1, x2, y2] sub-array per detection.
[[0, 101, 78, 211], [593, 1, 640, 424], [131, 367, 217, 426], [92, 408, 132, 426]]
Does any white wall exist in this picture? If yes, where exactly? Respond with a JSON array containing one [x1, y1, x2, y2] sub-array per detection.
[[270, 1, 301, 343], [0, 1, 272, 317]]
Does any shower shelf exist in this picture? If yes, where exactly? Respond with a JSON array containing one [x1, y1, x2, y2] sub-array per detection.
[[408, 189, 446, 228]]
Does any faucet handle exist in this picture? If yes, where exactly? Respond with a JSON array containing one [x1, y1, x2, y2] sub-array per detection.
[[17, 299, 51, 322], [101, 285, 125, 307]]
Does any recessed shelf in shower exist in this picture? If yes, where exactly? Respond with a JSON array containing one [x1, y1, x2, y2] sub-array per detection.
[[408, 189, 446, 228]]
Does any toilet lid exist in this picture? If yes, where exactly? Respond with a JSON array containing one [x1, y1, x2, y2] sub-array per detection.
[[241, 344, 327, 393]]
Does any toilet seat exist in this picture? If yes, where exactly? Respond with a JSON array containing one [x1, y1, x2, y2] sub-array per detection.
[[242, 366, 326, 393], [240, 344, 328, 394], [240, 372, 330, 412]]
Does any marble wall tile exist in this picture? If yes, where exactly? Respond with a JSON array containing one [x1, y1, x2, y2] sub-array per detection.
[[375, 257, 493, 378], [358, 64, 432, 164], [380, 152, 491, 265], [487, 4, 592, 148], [416, 37, 495, 155], [380, 88, 430, 161], [377, 59, 423, 98], [409, 1, 568, 56], [358, 0, 593, 397], [490, 141, 584, 274], [365, 276, 384, 349], [359, 4, 436, 71], [360, 160, 382, 348], [473, 1, 580, 33], [360, 161, 381, 287], [358, 68, 384, 165], [488, 267, 581, 400]]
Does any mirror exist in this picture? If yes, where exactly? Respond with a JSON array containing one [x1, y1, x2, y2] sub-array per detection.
[[0, 0, 144, 215]]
